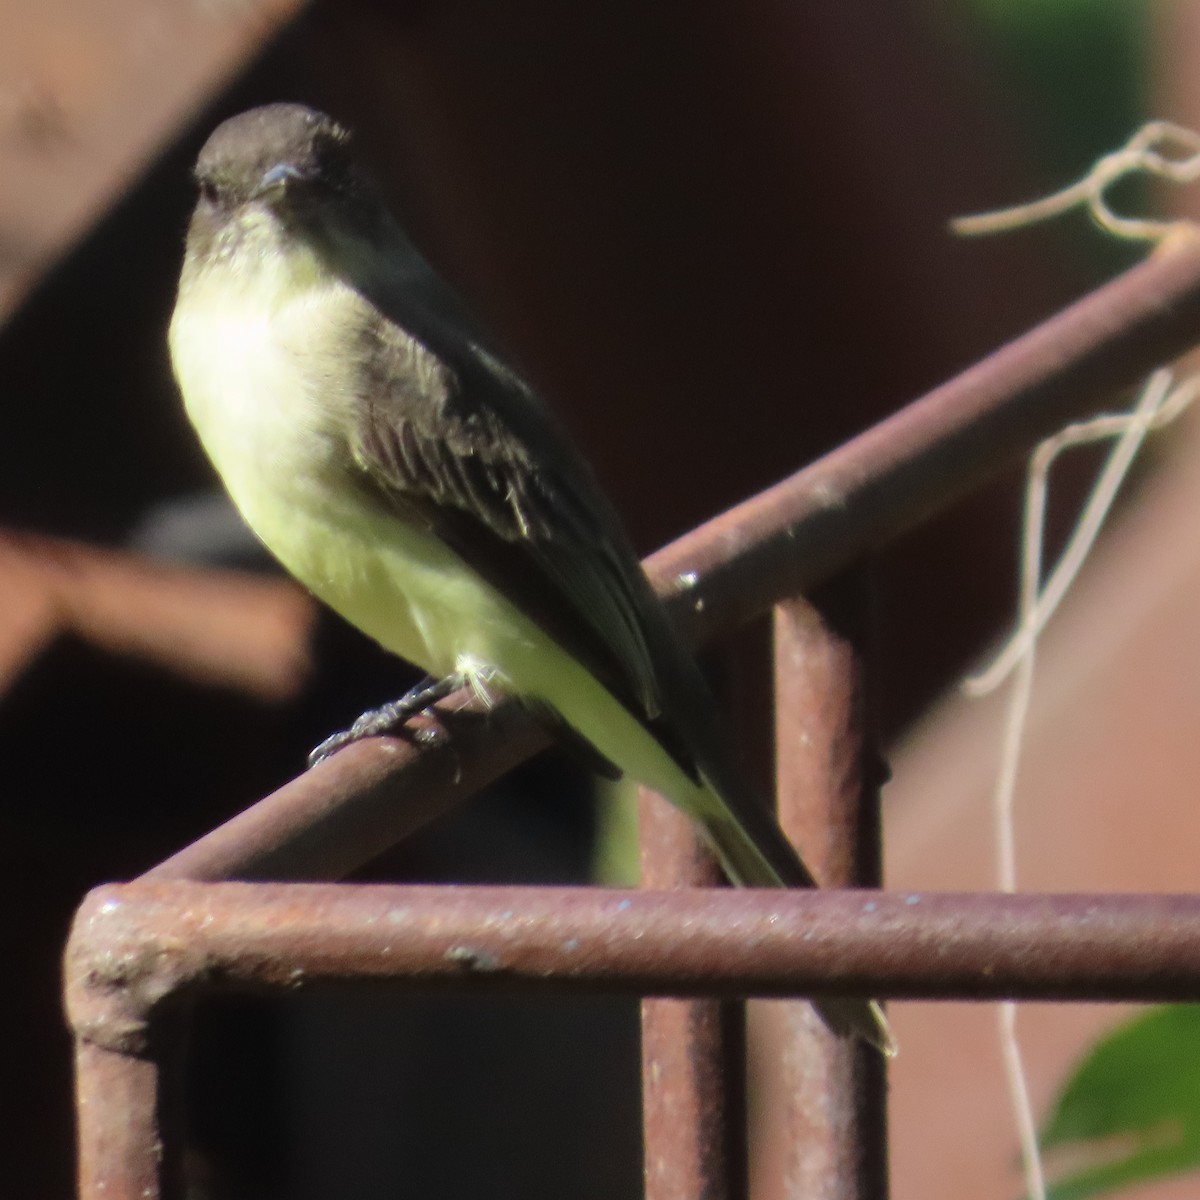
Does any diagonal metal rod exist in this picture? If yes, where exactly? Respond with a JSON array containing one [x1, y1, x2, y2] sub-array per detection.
[[647, 235, 1200, 641]]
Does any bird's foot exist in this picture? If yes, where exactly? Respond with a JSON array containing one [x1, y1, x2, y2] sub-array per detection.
[[307, 673, 462, 768]]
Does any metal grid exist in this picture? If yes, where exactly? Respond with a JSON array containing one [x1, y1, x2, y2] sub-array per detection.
[[64, 238, 1200, 1199]]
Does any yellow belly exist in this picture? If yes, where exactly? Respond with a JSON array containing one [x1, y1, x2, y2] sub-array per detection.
[[245, 482, 539, 683], [247, 479, 707, 812]]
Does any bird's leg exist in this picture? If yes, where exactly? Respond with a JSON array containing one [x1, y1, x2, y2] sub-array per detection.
[[308, 673, 463, 768]]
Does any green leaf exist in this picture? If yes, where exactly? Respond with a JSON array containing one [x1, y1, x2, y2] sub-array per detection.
[[1041, 1006, 1200, 1199]]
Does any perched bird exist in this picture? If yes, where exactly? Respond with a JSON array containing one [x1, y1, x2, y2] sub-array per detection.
[[169, 103, 891, 1052]]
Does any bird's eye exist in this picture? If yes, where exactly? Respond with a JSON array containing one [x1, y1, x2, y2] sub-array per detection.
[[198, 177, 219, 204]]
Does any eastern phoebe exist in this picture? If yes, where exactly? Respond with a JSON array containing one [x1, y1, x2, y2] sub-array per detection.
[[169, 103, 890, 1052]]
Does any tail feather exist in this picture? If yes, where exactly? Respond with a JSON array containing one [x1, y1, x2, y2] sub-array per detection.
[[520, 618, 895, 1052], [813, 998, 895, 1056], [699, 799, 895, 1057]]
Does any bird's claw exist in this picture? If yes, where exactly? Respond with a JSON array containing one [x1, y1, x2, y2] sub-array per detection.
[[306, 673, 462, 769]]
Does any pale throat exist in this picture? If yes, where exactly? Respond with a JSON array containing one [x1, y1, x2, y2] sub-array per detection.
[[169, 210, 362, 504]]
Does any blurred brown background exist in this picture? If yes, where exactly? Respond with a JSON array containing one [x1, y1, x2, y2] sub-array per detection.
[[1, 2, 1198, 1197]]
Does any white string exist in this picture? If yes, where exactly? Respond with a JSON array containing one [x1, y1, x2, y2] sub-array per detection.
[[987, 405, 1049, 1200], [951, 118, 1200, 1200], [952, 120, 1200, 242], [965, 370, 1196, 696], [964, 369, 1195, 1200]]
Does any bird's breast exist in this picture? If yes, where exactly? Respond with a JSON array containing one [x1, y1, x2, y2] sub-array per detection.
[[170, 261, 356, 487], [167, 257, 534, 678]]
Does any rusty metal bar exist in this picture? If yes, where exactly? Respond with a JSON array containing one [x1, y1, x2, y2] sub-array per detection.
[[768, 596, 887, 1200], [640, 791, 747, 1200], [71, 952, 190, 1200], [66, 884, 1200, 1007], [74, 1043, 172, 1200], [137, 240, 1200, 890], [650, 236, 1200, 642], [774, 597, 880, 889], [68, 879, 1200, 1199], [144, 692, 547, 883]]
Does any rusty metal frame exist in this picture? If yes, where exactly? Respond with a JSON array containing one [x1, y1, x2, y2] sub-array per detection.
[[65, 237, 1200, 1199]]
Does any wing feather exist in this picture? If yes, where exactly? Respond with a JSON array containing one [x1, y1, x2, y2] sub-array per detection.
[[347, 314, 677, 750]]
